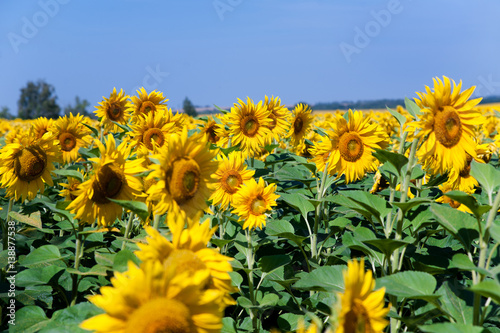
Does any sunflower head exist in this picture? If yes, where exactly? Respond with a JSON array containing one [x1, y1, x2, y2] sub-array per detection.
[[94, 87, 130, 132], [127, 87, 169, 120], [288, 103, 314, 150], [129, 108, 177, 153], [50, 113, 93, 164], [263, 95, 290, 140]]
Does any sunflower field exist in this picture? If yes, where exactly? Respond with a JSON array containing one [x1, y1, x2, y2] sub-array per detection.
[[1, 76, 500, 332]]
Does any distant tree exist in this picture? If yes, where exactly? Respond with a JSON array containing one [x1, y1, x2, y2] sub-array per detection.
[[18, 80, 60, 119], [183, 97, 198, 117], [64, 96, 93, 118], [0, 106, 13, 120]]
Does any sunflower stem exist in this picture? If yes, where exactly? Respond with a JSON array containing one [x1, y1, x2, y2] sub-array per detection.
[[153, 214, 161, 230], [71, 223, 84, 306], [121, 213, 135, 250], [245, 229, 259, 332], [2, 198, 14, 251], [312, 164, 329, 260]]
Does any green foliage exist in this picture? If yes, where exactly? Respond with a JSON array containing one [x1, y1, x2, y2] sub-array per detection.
[[17, 80, 61, 119], [183, 96, 198, 117]]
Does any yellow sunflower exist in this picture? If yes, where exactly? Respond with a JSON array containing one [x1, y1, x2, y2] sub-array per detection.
[[129, 108, 177, 153], [127, 87, 169, 120], [94, 87, 130, 133], [231, 177, 279, 230], [146, 130, 218, 218], [287, 103, 314, 150], [263, 95, 290, 141], [30, 117, 54, 139], [199, 116, 221, 145], [334, 258, 390, 333], [135, 211, 235, 304], [50, 113, 93, 164], [210, 151, 255, 208], [80, 260, 224, 333], [66, 135, 146, 226], [0, 129, 59, 201], [224, 97, 273, 156], [310, 110, 388, 184], [59, 169, 86, 202], [410, 76, 483, 175]]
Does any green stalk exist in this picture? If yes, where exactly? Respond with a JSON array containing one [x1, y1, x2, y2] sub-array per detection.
[[71, 224, 84, 306], [312, 164, 329, 260], [153, 214, 161, 230], [245, 229, 259, 332], [121, 213, 135, 250]]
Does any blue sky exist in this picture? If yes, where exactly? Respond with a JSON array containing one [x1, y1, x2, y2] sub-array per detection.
[[1, 0, 499, 115]]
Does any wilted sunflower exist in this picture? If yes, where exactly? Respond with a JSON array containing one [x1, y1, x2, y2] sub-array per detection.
[[50, 113, 92, 164], [410, 76, 483, 175], [0, 130, 59, 201], [231, 177, 279, 230], [129, 108, 177, 153], [80, 260, 224, 333], [310, 110, 388, 184], [224, 97, 272, 156], [263, 95, 290, 141], [135, 212, 235, 304], [210, 151, 255, 208], [147, 130, 218, 218], [334, 258, 390, 333], [287, 103, 314, 150], [66, 135, 146, 226], [94, 87, 130, 133], [127, 87, 169, 120], [30, 117, 54, 139]]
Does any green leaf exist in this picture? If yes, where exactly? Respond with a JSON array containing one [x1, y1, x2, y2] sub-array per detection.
[[82, 122, 99, 137], [293, 265, 346, 292], [51, 169, 84, 182], [430, 203, 479, 251], [258, 293, 280, 308], [386, 106, 407, 129], [107, 198, 150, 222], [280, 192, 315, 221], [265, 219, 308, 245], [419, 323, 486, 333], [470, 160, 500, 198], [111, 120, 131, 132], [490, 222, 500, 244], [444, 190, 491, 219], [372, 149, 408, 176], [221, 317, 238, 333], [469, 280, 500, 305], [113, 249, 141, 273], [41, 302, 104, 333], [325, 191, 391, 224], [438, 281, 473, 325], [16, 266, 65, 287], [66, 264, 109, 276], [362, 239, 410, 259], [258, 255, 291, 274], [9, 211, 42, 229], [19, 245, 65, 268], [404, 97, 422, 120], [449, 253, 491, 277], [376, 271, 438, 300], [10, 306, 49, 333], [392, 198, 431, 215]]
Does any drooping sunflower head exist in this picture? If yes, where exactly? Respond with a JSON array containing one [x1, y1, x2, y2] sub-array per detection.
[[334, 258, 390, 333], [146, 130, 218, 218], [0, 129, 59, 201], [94, 87, 130, 132], [80, 260, 225, 333], [127, 87, 169, 120], [224, 97, 273, 157], [50, 113, 93, 164], [288, 103, 314, 149], [210, 151, 255, 208], [310, 110, 388, 184], [263, 95, 290, 141], [231, 177, 280, 230], [199, 116, 221, 144]]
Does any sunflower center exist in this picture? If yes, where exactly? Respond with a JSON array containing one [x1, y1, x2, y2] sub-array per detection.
[[91, 164, 126, 204], [205, 124, 219, 144], [221, 170, 243, 194], [343, 300, 371, 333], [106, 102, 123, 121], [140, 101, 157, 115], [143, 128, 165, 150], [293, 117, 304, 134], [14, 146, 47, 182], [459, 154, 473, 178], [125, 298, 194, 333], [168, 158, 201, 205], [36, 128, 48, 139], [434, 108, 462, 148], [250, 195, 267, 215], [267, 114, 277, 130], [59, 132, 77, 152], [164, 249, 207, 277], [339, 132, 364, 162], [241, 115, 260, 137]]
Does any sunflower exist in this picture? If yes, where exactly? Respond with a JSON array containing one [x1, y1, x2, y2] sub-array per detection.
[[231, 177, 279, 230], [94, 87, 130, 133], [135, 211, 235, 304], [224, 97, 273, 156], [263, 95, 290, 141], [59, 169, 86, 202], [80, 260, 224, 333], [287, 103, 314, 150], [50, 113, 93, 164], [30, 117, 54, 139], [0, 129, 59, 201], [129, 108, 177, 153], [66, 135, 146, 226], [199, 116, 221, 145], [410, 76, 483, 175], [146, 130, 218, 218], [127, 87, 169, 120], [210, 151, 255, 208], [334, 258, 390, 333], [310, 110, 388, 184], [436, 182, 473, 213]]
